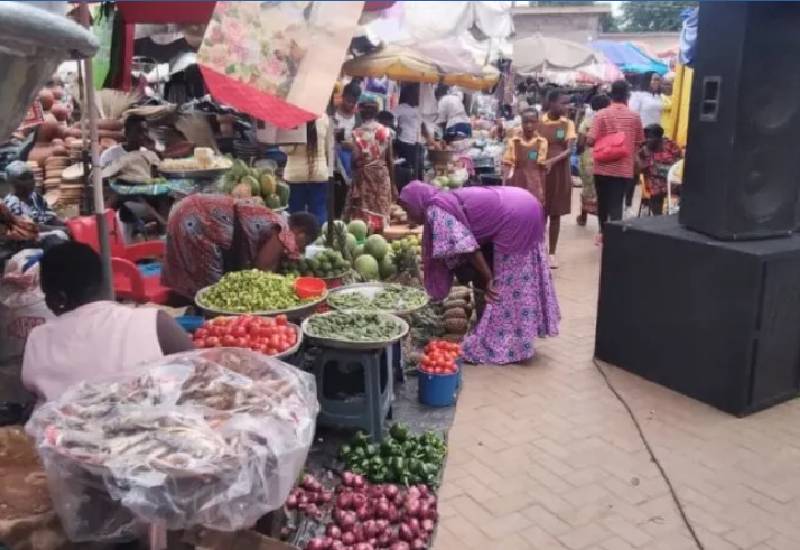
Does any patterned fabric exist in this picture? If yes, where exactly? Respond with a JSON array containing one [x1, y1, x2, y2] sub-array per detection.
[[589, 103, 645, 178], [162, 194, 298, 299], [640, 139, 682, 196], [427, 207, 559, 365], [3, 193, 56, 225], [352, 120, 391, 164]]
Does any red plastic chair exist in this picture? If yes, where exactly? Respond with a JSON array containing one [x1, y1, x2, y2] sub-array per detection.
[[66, 210, 173, 304]]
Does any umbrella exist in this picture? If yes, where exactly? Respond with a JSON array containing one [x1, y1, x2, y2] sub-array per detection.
[[513, 33, 600, 74], [342, 46, 500, 91], [342, 46, 442, 84], [590, 40, 669, 75]]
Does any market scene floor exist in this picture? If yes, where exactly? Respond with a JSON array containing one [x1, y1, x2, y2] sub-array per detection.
[[433, 203, 800, 550]]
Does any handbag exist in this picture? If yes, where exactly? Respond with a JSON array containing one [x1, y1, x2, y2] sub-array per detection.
[[593, 132, 629, 163]]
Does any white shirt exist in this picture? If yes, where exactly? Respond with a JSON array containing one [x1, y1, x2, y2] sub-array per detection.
[[282, 114, 335, 183], [333, 111, 357, 142], [437, 93, 470, 129], [99, 144, 126, 168], [22, 301, 163, 404], [630, 91, 663, 127], [393, 103, 422, 144]]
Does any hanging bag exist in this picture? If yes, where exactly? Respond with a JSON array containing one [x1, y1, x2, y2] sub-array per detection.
[[593, 132, 629, 163]]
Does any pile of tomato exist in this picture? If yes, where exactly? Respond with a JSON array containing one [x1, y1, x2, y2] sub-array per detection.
[[193, 314, 298, 356], [419, 340, 461, 375]]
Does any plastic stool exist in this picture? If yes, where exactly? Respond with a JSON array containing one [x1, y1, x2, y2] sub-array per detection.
[[312, 346, 394, 442]]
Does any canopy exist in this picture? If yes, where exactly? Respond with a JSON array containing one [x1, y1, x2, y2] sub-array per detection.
[[538, 58, 624, 87], [590, 40, 669, 75], [341, 45, 500, 91], [513, 33, 601, 74]]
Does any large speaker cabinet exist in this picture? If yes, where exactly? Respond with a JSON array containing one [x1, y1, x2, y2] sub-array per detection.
[[679, 2, 800, 240]]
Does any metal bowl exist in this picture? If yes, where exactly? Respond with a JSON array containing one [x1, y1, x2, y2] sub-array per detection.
[[302, 311, 409, 350], [326, 282, 428, 316]]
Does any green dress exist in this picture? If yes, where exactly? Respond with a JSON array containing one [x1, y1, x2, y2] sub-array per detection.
[[578, 117, 596, 215]]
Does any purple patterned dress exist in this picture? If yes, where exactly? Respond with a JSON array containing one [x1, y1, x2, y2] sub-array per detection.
[[428, 206, 560, 364]]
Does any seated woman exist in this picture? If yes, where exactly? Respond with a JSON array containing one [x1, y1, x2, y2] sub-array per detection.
[[162, 194, 319, 300], [399, 181, 559, 365], [22, 242, 194, 404]]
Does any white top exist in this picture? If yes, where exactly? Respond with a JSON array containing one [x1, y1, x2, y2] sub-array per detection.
[[630, 91, 663, 127], [22, 301, 163, 404], [393, 103, 422, 144], [333, 111, 357, 142], [437, 93, 470, 129], [99, 144, 126, 167]]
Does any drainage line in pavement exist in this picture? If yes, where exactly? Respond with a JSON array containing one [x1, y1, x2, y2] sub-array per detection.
[[592, 358, 706, 550]]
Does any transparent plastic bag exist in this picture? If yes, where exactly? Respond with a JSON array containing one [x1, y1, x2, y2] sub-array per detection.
[[26, 348, 319, 542]]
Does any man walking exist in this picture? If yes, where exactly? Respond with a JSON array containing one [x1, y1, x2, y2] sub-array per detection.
[[588, 80, 644, 243]]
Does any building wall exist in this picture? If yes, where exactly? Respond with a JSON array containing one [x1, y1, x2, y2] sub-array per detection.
[[512, 7, 609, 44]]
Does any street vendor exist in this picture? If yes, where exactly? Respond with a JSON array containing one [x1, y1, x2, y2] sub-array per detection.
[[2, 160, 60, 227], [162, 194, 320, 300], [343, 96, 395, 220], [502, 109, 549, 204], [22, 242, 194, 404], [398, 181, 559, 365]]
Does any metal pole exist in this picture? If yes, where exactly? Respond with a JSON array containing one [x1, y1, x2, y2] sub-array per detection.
[[79, 4, 114, 299]]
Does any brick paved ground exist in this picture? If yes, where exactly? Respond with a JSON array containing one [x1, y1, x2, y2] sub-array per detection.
[[434, 200, 800, 550]]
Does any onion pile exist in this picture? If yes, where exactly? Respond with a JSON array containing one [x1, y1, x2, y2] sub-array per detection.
[[286, 474, 333, 521], [304, 471, 437, 550]]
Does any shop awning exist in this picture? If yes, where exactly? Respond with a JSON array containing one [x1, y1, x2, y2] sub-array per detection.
[[591, 40, 669, 75], [513, 33, 601, 74]]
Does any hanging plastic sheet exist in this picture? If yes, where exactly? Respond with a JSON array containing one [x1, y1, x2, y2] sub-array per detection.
[[679, 7, 698, 67]]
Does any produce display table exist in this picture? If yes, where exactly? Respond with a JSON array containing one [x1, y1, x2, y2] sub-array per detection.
[[310, 345, 394, 442]]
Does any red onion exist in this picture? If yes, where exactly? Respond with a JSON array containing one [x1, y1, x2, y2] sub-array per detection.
[[353, 474, 366, 489], [426, 509, 438, 522], [369, 485, 384, 499], [302, 474, 316, 490], [388, 504, 400, 524], [363, 520, 379, 538], [337, 492, 354, 510], [331, 542, 346, 550], [306, 504, 319, 516], [416, 485, 429, 497], [339, 512, 356, 531], [375, 500, 391, 519], [320, 491, 333, 504], [353, 525, 365, 543], [377, 532, 392, 547], [425, 495, 437, 508], [393, 493, 405, 507], [356, 506, 373, 522], [407, 486, 421, 499], [390, 542, 410, 550], [352, 493, 367, 509], [323, 538, 335, 549], [342, 532, 356, 545], [305, 538, 326, 550], [326, 524, 342, 540], [405, 500, 421, 519], [354, 544, 374, 550], [399, 524, 414, 542], [421, 519, 435, 533], [334, 509, 347, 524], [286, 494, 298, 510], [342, 471, 355, 486], [411, 539, 426, 550], [418, 503, 430, 520], [384, 484, 400, 498], [408, 518, 420, 536]]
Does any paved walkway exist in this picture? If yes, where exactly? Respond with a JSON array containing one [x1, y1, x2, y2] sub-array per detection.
[[434, 200, 800, 550]]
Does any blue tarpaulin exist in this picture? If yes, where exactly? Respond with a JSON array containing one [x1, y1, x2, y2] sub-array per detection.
[[679, 7, 698, 66], [590, 40, 669, 75]]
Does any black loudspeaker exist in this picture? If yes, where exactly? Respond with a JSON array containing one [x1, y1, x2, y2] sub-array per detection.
[[595, 217, 800, 416], [679, 2, 800, 240]]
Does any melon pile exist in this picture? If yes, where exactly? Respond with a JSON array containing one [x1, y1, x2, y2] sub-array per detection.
[[222, 159, 290, 209]]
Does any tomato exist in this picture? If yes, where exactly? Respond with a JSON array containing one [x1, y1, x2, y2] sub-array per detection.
[[206, 336, 220, 347], [287, 331, 297, 345], [264, 347, 276, 355], [221, 334, 235, 347], [275, 314, 288, 326], [194, 328, 209, 339], [262, 317, 276, 327], [269, 334, 281, 348], [231, 325, 246, 338], [194, 338, 206, 348], [234, 337, 247, 347]]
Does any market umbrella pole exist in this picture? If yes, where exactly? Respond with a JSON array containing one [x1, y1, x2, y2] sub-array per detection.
[[81, 56, 114, 299]]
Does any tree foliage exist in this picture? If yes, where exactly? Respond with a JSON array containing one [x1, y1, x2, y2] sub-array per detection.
[[616, 1, 696, 32]]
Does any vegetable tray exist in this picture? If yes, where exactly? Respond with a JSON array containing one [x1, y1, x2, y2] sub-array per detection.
[[194, 285, 327, 319], [326, 283, 428, 316], [301, 311, 409, 350]]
